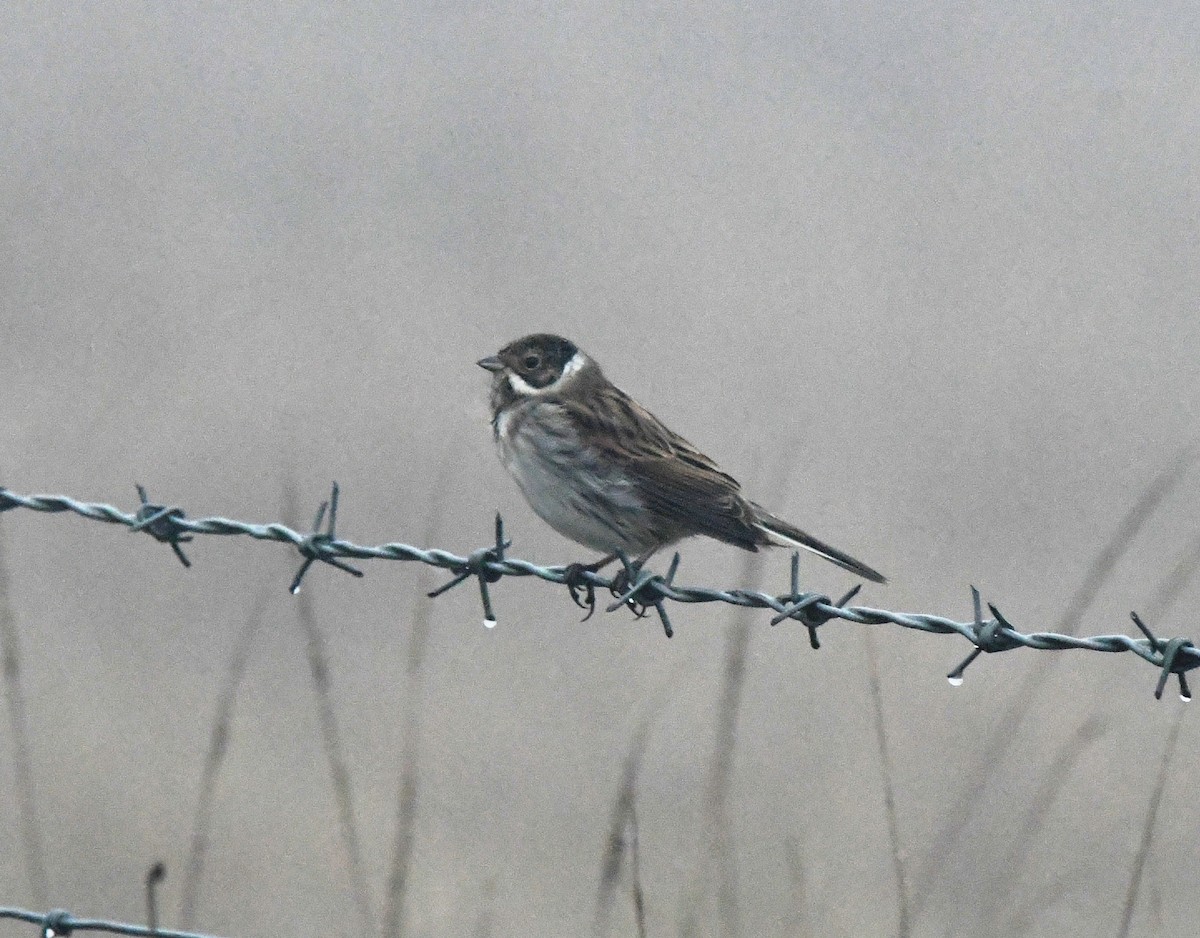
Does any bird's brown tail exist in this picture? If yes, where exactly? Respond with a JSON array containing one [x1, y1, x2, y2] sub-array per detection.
[[750, 504, 886, 584]]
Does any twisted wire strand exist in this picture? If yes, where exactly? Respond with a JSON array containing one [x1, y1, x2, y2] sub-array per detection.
[[0, 906, 221, 938], [1, 485, 1196, 697]]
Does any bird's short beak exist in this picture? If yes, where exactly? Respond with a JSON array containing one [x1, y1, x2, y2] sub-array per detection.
[[476, 356, 505, 373]]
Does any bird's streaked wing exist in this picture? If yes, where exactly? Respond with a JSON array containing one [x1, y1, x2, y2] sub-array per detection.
[[560, 387, 760, 550]]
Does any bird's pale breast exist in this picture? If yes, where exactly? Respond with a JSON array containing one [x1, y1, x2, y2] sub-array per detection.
[[494, 400, 652, 554]]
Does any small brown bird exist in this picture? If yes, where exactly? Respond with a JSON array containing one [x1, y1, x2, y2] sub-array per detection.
[[478, 333, 885, 583]]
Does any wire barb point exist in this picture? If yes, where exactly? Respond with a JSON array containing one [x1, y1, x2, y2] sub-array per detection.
[[288, 482, 365, 594], [1130, 611, 1199, 700], [768, 553, 835, 647], [427, 513, 511, 626], [131, 485, 193, 568], [604, 552, 676, 637], [41, 909, 72, 938]]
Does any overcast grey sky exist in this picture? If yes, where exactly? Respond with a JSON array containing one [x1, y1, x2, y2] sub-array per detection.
[[2, 4, 1199, 936]]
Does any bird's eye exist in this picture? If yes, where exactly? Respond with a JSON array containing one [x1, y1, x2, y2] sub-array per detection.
[[522, 354, 541, 370]]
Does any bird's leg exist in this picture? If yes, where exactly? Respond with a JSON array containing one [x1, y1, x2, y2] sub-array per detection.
[[563, 553, 617, 620], [610, 549, 657, 595]]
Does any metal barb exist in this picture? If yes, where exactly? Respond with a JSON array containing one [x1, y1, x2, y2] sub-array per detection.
[[328, 481, 342, 532], [981, 604, 1021, 651], [1130, 610, 1156, 644], [768, 589, 830, 634], [426, 570, 470, 599], [653, 553, 681, 638], [775, 551, 827, 645], [288, 482, 365, 594], [602, 553, 674, 636], [426, 513, 511, 624], [605, 555, 653, 612], [1131, 612, 1199, 700], [947, 647, 984, 684], [946, 587, 992, 684], [476, 555, 497, 624], [1154, 637, 1195, 701], [836, 584, 863, 608], [41, 910, 72, 938], [131, 485, 193, 568], [769, 553, 837, 647]]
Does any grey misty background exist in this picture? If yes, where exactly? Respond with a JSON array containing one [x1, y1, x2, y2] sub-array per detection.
[[1, 2, 1199, 936]]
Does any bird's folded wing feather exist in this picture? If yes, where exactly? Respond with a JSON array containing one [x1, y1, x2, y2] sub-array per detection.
[[560, 388, 760, 549]]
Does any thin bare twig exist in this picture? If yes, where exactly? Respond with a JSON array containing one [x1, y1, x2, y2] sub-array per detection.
[[180, 588, 271, 928], [864, 630, 910, 938], [284, 481, 376, 936], [383, 450, 456, 938], [0, 520, 48, 907], [1117, 708, 1184, 938]]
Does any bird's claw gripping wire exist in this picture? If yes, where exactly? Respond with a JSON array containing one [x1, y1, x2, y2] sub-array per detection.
[[428, 513, 511, 625], [562, 563, 599, 620], [605, 552, 680, 638], [130, 484, 194, 568], [289, 482, 365, 594], [561, 554, 621, 620]]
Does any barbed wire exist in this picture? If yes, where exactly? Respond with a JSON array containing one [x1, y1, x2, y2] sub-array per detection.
[[0, 906, 220, 938], [0, 482, 1196, 700]]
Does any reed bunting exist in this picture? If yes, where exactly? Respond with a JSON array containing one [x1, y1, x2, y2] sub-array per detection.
[[478, 333, 886, 583]]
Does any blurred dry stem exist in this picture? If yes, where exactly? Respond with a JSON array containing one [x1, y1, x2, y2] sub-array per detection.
[[1117, 708, 1184, 938], [0, 519, 48, 908], [180, 588, 271, 927], [383, 451, 455, 938], [864, 630, 911, 938], [594, 721, 651, 938]]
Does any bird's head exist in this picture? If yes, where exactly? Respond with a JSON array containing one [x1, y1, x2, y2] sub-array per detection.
[[478, 334, 587, 398]]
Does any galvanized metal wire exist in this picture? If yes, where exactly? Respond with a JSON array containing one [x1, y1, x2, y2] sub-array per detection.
[[0, 483, 1196, 699], [0, 906, 221, 938]]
